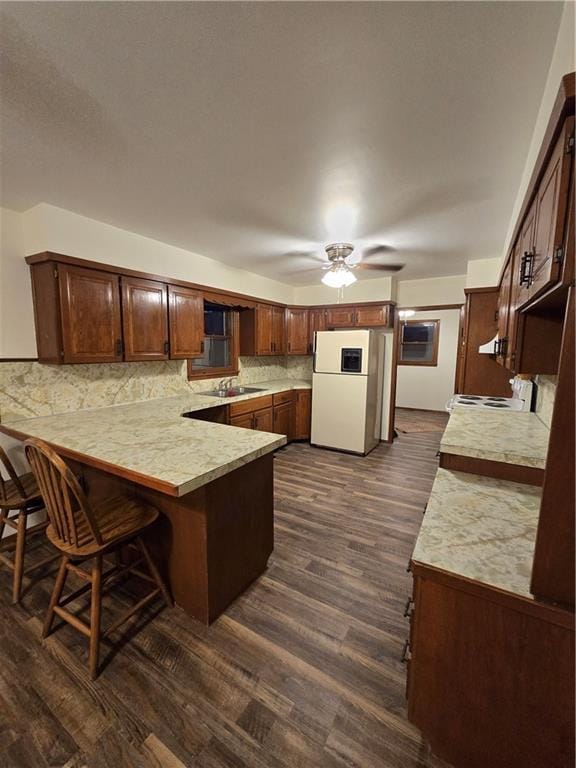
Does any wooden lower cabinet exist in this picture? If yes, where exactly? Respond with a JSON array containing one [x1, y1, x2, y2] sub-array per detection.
[[229, 412, 255, 429], [273, 401, 293, 439], [292, 389, 311, 440], [407, 567, 575, 768], [254, 407, 273, 432]]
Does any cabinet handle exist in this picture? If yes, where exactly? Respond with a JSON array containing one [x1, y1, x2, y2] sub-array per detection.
[[115, 339, 123, 356], [163, 340, 169, 354], [519, 250, 535, 286], [403, 598, 414, 618], [500, 337, 508, 358], [401, 639, 412, 663], [494, 339, 501, 356], [200, 341, 205, 354]]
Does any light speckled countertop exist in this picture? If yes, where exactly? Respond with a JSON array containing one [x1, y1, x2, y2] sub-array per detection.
[[441, 409, 550, 469], [0, 379, 311, 497], [412, 469, 542, 598]]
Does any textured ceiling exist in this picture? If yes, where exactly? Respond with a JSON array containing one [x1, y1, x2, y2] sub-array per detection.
[[0, 2, 563, 284]]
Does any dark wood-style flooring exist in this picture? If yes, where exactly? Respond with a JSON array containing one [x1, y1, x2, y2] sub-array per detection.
[[0, 423, 451, 768]]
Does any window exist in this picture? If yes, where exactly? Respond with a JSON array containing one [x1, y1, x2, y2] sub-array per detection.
[[398, 319, 440, 366], [188, 303, 239, 380]]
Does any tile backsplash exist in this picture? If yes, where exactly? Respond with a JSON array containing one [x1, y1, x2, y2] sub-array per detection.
[[0, 355, 313, 422], [534, 374, 557, 429]]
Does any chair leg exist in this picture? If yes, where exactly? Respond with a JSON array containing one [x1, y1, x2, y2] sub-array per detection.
[[12, 511, 27, 604], [89, 554, 103, 680], [137, 537, 173, 606], [43, 555, 69, 639]]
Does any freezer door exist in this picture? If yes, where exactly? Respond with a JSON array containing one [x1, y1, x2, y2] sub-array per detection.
[[311, 373, 369, 453], [314, 330, 372, 374]]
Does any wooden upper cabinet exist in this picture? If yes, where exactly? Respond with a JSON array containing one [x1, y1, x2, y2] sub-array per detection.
[[325, 306, 356, 328], [308, 309, 327, 352], [528, 116, 574, 301], [497, 256, 513, 356], [286, 308, 309, 355], [272, 306, 286, 355], [168, 285, 203, 359], [355, 304, 390, 327], [59, 264, 123, 364], [121, 277, 169, 361], [256, 303, 274, 355]]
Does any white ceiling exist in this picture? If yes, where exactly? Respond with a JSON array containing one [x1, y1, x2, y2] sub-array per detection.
[[0, 2, 563, 285]]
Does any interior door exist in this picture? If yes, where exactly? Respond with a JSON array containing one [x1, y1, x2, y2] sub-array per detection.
[[122, 277, 169, 361], [59, 264, 123, 364], [168, 285, 204, 358], [286, 308, 309, 355]]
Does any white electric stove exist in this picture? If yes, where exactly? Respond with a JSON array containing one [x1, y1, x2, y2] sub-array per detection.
[[446, 379, 533, 413]]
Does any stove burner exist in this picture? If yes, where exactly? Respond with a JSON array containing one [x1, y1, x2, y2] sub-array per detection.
[[459, 396, 482, 401], [486, 397, 508, 402], [484, 402, 511, 408]]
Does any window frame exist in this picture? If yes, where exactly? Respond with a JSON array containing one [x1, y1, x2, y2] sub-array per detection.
[[187, 307, 240, 381], [398, 318, 440, 367]]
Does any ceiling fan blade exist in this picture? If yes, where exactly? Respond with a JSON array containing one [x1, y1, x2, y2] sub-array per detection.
[[361, 244, 397, 259], [354, 263, 405, 272]]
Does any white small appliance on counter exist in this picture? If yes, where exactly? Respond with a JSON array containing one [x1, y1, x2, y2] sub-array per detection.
[[311, 329, 384, 455], [446, 377, 534, 412]]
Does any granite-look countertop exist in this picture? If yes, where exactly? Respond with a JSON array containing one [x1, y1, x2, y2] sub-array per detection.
[[0, 379, 311, 497], [440, 409, 550, 469], [412, 469, 542, 598]]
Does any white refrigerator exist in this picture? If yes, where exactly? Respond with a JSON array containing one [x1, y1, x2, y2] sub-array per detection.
[[311, 329, 384, 455]]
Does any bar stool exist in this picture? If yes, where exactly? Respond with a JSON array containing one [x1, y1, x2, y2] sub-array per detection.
[[24, 437, 172, 680], [0, 446, 54, 603]]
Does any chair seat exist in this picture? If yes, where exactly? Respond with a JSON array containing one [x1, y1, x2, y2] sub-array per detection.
[[46, 494, 159, 557], [0, 472, 42, 510]]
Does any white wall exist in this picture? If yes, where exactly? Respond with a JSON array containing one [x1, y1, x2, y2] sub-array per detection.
[[396, 308, 460, 411], [0, 204, 297, 357], [293, 275, 394, 305], [396, 274, 466, 307], [503, 0, 575, 258], [0, 208, 37, 357], [465, 257, 502, 289]]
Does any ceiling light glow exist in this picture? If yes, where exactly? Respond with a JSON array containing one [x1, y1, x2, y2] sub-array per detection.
[[321, 264, 357, 288]]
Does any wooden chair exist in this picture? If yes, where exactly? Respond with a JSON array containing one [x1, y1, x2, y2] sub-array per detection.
[[0, 446, 55, 603], [24, 438, 172, 680]]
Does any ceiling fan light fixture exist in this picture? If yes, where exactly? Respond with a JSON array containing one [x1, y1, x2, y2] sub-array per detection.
[[321, 263, 357, 288]]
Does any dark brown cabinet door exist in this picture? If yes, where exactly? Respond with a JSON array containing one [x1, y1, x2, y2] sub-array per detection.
[[326, 307, 356, 328], [273, 401, 293, 438], [496, 256, 513, 363], [254, 407, 274, 433], [272, 306, 286, 355], [168, 285, 203, 358], [516, 199, 537, 307], [229, 412, 254, 429], [293, 389, 311, 440], [528, 116, 574, 301], [256, 304, 274, 355], [355, 305, 390, 327], [121, 277, 169, 361], [286, 309, 309, 355], [308, 309, 327, 353], [59, 264, 123, 364]]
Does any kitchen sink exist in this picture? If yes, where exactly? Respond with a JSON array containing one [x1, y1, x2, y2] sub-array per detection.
[[201, 386, 267, 398]]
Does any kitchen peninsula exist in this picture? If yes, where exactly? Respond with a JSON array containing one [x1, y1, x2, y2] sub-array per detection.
[[0, 382, 311, 623]]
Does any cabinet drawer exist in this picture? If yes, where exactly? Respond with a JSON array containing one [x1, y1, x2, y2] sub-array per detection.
[[273, 390, 293, 406], [229, 394, 273, 417]]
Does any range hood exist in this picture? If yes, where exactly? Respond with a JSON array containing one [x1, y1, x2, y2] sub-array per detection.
[[478, 335, 498, 354]]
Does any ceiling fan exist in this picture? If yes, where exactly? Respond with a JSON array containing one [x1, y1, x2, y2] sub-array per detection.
[[320, 243, 405, 288]]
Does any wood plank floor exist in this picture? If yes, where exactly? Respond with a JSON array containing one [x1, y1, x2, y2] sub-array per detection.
[[0, 426, 451, 768]]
